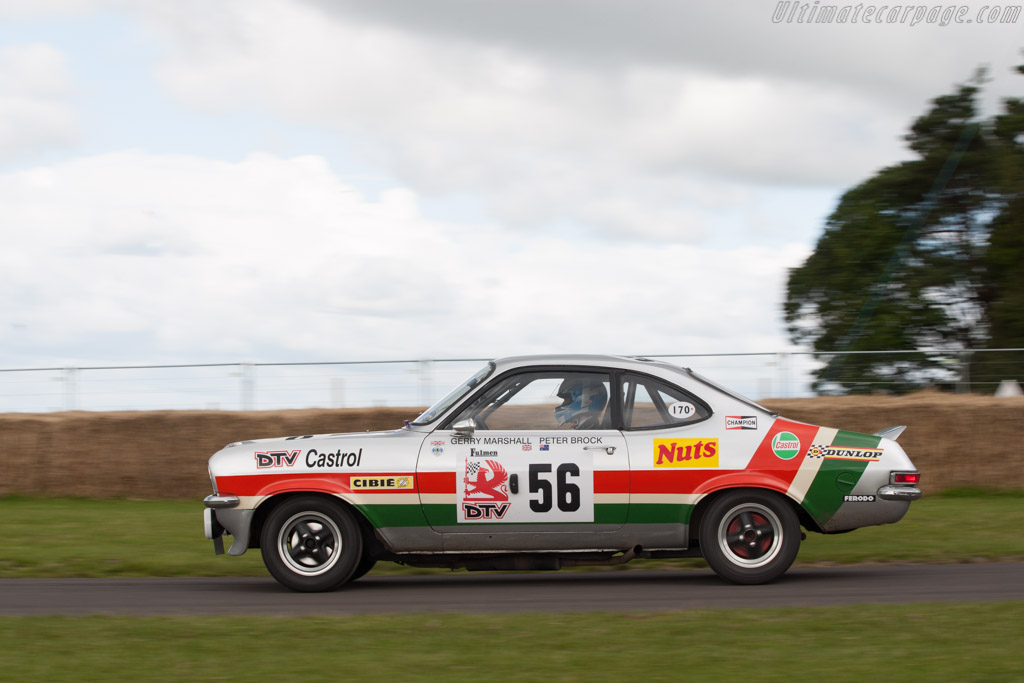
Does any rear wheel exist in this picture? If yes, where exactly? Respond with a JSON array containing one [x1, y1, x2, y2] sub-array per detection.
[[699, 490, 800, 585], [260, 496, 363, 592]]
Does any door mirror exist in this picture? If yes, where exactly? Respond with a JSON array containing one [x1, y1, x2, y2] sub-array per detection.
[[452, 418, 476, 435]]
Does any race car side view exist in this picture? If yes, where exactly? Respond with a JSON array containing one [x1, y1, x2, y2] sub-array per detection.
[[203, 354, 922, 591]]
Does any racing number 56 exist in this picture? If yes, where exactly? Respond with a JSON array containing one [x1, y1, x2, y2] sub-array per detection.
[[528, 463, 581, 513]]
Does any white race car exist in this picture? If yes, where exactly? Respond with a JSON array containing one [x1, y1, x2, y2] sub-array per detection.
[[204, 354, 921, 591]]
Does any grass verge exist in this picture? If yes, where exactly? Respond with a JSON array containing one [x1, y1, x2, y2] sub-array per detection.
[[0, 491, 1021, 578], [0, 603, 1021, 681]]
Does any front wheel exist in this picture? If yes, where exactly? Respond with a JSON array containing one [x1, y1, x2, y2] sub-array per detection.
[[260, 496, 363, 592], [349, 555, 377, 582], [699, 490, 800, 585]]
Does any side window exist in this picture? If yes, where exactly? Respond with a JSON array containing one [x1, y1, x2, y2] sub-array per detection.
[[451, 371, 612, 430], [622, 373, 710, 430]]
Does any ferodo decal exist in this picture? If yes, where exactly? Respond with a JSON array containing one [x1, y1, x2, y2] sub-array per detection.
[[255, 450, 300, 469], [843, 494, 876, 502], [807, 445, 883, 461], [351, 476, 413, 490], [771, 432, 801, 460], [653, 439, 719, 468]]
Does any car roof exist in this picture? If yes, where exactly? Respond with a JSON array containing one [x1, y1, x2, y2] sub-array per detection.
[[488, 353, 776, 417], [491, 353, 687, 375]]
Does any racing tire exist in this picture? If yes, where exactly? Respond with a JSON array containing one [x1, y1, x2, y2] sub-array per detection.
[[349, 555, 377, 582], [260, 496, 363, 592], [699, 490, 800, 585]]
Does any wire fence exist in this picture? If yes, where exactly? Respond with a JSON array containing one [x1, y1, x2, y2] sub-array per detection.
[[0, 349, 1021, 413]]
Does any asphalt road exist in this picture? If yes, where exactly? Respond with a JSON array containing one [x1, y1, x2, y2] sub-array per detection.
[[2, 563, 1022, 616]]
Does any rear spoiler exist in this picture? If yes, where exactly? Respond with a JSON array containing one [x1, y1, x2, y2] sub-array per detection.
[[874, 425, 907, 441]]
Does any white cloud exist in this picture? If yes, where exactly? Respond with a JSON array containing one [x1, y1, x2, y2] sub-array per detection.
[[1, 0, 1014, 406], [308, 0, 1022, 105], [0, 151, 808, 366], [128, 0, 962, 241], [0, 43, 79, 160], [127, 0, 1023, 243], [0, 0, 118, 20]]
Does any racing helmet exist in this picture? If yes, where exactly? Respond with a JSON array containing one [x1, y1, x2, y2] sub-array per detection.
[[554, 376, 608, 426]]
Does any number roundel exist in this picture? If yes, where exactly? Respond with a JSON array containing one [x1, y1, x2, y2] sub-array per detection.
[[669, 401, 696, 418]]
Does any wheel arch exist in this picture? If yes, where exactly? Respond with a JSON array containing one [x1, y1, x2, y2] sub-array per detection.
[[689, 485, 818, 547], [248, 490, 374, 551]]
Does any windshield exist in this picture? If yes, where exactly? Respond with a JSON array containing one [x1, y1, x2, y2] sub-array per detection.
[[412, 362, 495, 425]]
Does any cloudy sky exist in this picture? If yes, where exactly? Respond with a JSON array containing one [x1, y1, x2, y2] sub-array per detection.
[[1, 1, 1022, 404]]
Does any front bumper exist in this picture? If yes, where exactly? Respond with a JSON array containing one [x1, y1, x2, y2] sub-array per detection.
[[203, 494, 253, 556], [204, 493, 240, 509]]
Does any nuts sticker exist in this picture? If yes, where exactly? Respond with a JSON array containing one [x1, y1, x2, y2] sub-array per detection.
[[653, 439, 719, 468]]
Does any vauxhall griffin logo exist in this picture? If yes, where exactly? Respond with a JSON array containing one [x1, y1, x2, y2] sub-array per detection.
[[462, 458, 510, 520], [255, 450, 300, 468]]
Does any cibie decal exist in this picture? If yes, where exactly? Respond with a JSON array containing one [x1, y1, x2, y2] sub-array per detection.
[[350, 476, 413, 490], [725, 415, 758, 430], [807, 445, 883, 461], [771, 432, 801, 460], [653, 439, 719, 468], [462, 458, 510, 520], [255, 450, 300, 469]]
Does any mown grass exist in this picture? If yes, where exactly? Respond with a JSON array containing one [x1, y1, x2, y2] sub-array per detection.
[[0, 490, 1020, 578], [0, 603, 1021, 681]]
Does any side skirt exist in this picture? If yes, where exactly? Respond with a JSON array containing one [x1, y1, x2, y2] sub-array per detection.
[[378, 546, 703, 571]]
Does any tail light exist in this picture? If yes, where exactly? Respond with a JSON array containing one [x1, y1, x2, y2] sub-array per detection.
[[890, 471, 920, 485]]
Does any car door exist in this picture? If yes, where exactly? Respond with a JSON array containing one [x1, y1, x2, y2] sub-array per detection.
[[416, 368, 630, 551]]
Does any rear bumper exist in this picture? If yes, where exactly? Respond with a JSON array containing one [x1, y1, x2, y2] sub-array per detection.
[[877, 485, 922, 501]]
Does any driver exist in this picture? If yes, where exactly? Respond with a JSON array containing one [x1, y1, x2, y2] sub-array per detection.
[[554, 376, 608, 429]]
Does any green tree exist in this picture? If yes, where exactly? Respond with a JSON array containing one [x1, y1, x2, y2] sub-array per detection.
[[982, 64, 1024, 382], [785, 64, 1024, 394]]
